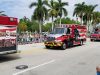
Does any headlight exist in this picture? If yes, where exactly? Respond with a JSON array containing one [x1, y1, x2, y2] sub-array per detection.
[[55, 40, 62, 42]]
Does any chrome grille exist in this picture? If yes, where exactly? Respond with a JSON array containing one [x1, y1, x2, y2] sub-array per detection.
[[47, 37, 55, 41]]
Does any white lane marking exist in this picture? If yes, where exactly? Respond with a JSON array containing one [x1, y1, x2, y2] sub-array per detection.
[[13, 60, 55, 75]]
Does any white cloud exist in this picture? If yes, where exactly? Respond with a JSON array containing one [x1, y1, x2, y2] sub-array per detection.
[[0, 0, 100, 20]]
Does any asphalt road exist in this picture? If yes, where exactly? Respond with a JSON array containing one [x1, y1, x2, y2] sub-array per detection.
[[0, 39, 100, 75]]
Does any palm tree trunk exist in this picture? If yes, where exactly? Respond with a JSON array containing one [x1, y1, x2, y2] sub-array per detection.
[[60, 17, 61, 26], [87, 20, 90, 33], [55, 16, 58, 27], [87, 16, 90, 33], [39, 21, 42, 34], [76, 16, 78, 24], [39, 20, 42, 42], [52, 16, 54, 31], [86, 20, 90, 37], [81, 16, 83, 25], [80, 14, 83, 25]]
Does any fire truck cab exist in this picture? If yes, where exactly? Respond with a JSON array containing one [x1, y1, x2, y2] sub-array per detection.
[[44, 24, 87, 50]]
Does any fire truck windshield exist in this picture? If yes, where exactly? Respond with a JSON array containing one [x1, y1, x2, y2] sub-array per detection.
[[94, 31, 100, 34], [53, 28, 65, 34]]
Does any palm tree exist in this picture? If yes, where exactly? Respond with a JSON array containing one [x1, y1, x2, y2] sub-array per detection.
[[73, 2, 98, 27], [47, 0, 58, 31], [56, 0, 68, 26], [92, 11, 100, 26], [84, 4, 98, 25], [18, 21, 27, 32], [29, 0, 48, 34], [73, 2, 86, 25], [82, 4, 98, 32], [0, 11, 7, 16]]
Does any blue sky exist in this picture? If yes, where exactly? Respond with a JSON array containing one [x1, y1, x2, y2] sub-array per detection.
[[0, 0, 100, 20]]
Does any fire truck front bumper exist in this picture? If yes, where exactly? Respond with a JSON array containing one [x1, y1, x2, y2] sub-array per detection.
[[44, 41, 63, 47]]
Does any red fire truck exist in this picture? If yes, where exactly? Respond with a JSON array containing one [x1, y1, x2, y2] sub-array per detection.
[[90, 28, 100, 41], [44, 24, 87, 50], [0, 16, 18, 54]]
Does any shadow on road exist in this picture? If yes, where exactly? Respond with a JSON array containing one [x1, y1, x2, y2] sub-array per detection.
[[0, 54, 20, 63], [44, 44, 85, 51]]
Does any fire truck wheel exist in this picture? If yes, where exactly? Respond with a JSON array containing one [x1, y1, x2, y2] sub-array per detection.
[[90, 39, 94, 41], [61, 43, 66, 50], [80, 40, 83, 46], [45, 46, 50, 49], [69, 41, 73, 47]]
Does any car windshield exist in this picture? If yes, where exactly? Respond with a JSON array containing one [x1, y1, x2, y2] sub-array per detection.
[[53, 28, 65, 34]]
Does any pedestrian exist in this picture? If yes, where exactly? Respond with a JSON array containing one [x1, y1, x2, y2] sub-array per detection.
[[96, 66, 100, 75]]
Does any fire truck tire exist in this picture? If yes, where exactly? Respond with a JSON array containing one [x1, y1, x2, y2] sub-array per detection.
[[90, 39, 94, 41], [45, 46, 50, 49], [61, 43, 66, 50], [80, 40, 83, 46], [69, 41, 73, 47]]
